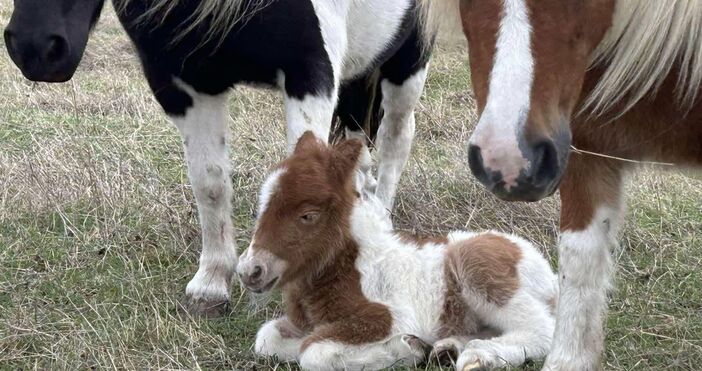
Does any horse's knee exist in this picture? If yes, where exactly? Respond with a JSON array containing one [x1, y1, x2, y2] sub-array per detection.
[[190, 163, 230, 207]]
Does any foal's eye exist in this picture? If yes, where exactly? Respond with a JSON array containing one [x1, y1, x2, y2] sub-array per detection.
[[300, 211, 321, 225]]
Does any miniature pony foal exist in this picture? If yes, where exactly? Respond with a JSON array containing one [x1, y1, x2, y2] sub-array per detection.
[[237, 132, 557, 370]]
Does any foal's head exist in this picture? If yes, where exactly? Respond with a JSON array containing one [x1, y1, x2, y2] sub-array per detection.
[[459, 0, 615, 201], [4, 0, 106, 82], [237, 132, 365, 294]]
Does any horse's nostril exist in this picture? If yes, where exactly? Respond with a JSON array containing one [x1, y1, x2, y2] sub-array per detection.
[[45, 35, 68, 63], [468, 144, 489, 184], [4, 29, 15, 52], [251, 265, 263, 280], [531, 140, 559, 183]]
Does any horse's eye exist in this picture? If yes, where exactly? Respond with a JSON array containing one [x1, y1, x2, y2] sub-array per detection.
[[300, 211, 321, 225]]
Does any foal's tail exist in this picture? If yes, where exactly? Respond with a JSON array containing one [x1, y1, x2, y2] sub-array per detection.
[[330, 71, 384, 146]]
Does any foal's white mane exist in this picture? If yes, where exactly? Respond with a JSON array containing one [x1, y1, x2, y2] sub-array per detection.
[[419, 0, 702, 117], [584, 0, 702, 117], [118, 0, 274, 45]]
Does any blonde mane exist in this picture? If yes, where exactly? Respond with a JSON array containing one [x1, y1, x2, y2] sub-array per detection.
[[117, 0, 274, 46], [584, 0, 702, 117]]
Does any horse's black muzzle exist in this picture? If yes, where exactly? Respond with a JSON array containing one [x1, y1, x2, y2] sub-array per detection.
[[4, 25, 75, 83]]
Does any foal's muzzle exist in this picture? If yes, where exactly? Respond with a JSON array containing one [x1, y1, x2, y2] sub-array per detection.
[[4, 26, 75, 82], [236, 247, 284, 294]]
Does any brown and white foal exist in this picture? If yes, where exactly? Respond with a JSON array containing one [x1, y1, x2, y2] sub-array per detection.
[[237, 132, 557, 370]]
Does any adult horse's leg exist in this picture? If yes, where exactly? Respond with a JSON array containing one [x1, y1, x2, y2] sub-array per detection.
[[375, 31, 430, 210], [544, 155, 628, 371], [283, 3, 344, 150], [167, 81, 236, 317]]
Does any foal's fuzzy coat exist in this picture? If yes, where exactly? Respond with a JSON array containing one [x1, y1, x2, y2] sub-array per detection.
[[237, 133, 557, 370]]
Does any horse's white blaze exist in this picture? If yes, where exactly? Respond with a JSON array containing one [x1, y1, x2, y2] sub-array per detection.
[[375, 67, 428, 209], [170, 80, 237, 301], [469, 0, 534, 189], [545, 205, 624, 370]]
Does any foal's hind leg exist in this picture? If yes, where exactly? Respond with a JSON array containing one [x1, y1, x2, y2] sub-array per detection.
[[455, 294, 554, 370], [543, 156, 627, 371], [375, 31, 430, 210], [168, 82, 237, 317]]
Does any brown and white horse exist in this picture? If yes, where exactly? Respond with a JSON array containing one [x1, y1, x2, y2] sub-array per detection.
[[421, 1, 702, 370], [236, 132, 558, 370]]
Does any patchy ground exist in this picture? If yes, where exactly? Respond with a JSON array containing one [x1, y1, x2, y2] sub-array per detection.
[[0, 4, 700, 371]]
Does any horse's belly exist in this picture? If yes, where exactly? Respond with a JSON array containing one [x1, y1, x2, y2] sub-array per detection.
[[341, 0, 414, 80]]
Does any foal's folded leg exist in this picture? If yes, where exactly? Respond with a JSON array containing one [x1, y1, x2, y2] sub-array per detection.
[[255, 317, 305, 362], [455, 294, 554, 370], [299, 331, 427, 370]]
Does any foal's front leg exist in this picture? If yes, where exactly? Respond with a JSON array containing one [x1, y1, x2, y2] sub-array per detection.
[[170, 83, 237, 317], [299, 329, 427, 371], [255, 317, 306, 362]]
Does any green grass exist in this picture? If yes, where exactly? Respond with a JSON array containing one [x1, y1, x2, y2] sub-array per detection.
[[1, 5, 700, 371]]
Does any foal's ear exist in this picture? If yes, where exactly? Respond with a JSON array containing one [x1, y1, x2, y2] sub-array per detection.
[[294, 131, 323, 154], [332, 138, 365, 182]]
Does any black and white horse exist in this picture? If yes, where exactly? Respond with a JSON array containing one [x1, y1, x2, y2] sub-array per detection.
[[4, 0, 431, 316]]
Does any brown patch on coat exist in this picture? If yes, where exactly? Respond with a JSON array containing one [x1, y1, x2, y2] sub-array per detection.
[[524, 0, 615, 139], [459, 0, 501, 113], [437, 259, 481, 338], [396, 231, 449, 248], [275, 317, 305, 339], [252, 132, 392, 350], [444, 233, 522, 306]]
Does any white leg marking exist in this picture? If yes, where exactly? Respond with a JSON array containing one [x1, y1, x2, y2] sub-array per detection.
[[282, 1, 347, 151], [544, 206, 624, 371], [171, 81, 236, 308], [375, 67, 428, 210], [284, 93, 337, 152], [468, 0, 535, 188], [299, 336, 425, 371], [255, 318, 304, 362]]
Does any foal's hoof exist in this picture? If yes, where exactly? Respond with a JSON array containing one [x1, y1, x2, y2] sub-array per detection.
[[401, 334, 432, 357], [180, 295, 230, 318], [430, 343, 458, 367], [462, 362, 487, 371]]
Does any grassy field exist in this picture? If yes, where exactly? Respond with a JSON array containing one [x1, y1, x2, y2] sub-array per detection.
[[1, 4, 701, 371]]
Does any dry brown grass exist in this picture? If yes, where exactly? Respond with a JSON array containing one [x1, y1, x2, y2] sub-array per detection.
[[0, 4, 700, 371]]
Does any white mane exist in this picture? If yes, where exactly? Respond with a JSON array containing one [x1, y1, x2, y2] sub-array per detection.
[[584, 0, 702, 117]]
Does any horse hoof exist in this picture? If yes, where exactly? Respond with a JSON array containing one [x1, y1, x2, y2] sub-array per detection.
[[462, 362, 486, 371], [180, 295, 230, 318]]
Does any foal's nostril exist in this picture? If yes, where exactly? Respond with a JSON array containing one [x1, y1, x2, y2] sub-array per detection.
[[45, 35, 68, 63], [251, 265, 263, 280]]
